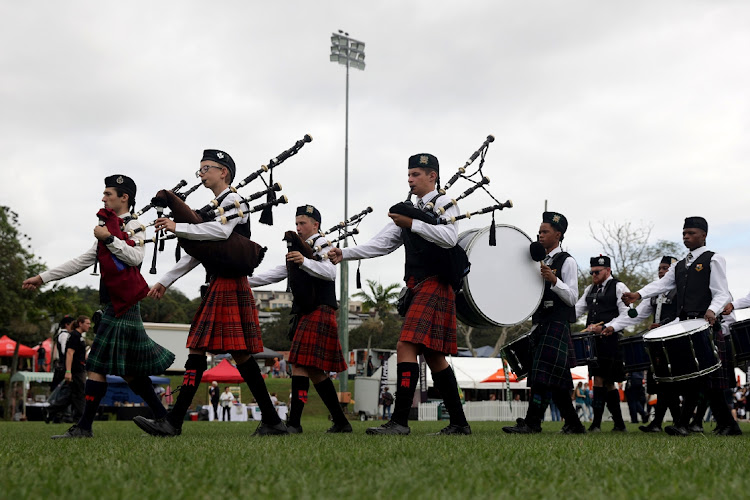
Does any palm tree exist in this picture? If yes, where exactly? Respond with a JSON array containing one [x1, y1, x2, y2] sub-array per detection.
[[352, 279, 401, 318]]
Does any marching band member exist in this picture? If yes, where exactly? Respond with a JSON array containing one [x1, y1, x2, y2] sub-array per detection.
[[574, 255, 630, 432], [22, 175, 175, 439], [329, 153, 471, 436], [623, 217, 740, 436], [247, 205, 351, 434], [607, 256, 682, 433], [503, 212, 586, 434], [134, 149, 287, 437]]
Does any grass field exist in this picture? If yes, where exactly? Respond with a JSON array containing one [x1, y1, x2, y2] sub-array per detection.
[[2, 418, 748, 500]]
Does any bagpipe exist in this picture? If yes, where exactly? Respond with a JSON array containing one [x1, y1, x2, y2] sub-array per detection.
[[92, 208, 150, 317], [137, 134, 311, 277]]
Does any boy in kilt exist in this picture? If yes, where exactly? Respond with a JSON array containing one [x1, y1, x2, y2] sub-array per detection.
[[329, 153, 470, 436], [247, 204, 351, 433], [623, 217, 740, 436], [23, 175, 175, 439], [503, 212, 586, 434], [134, 149, 287, 437]]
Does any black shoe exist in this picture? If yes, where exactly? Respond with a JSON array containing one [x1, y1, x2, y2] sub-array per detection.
[[429, 424, 472, 435], [51, 424, 92, 439], [286, 424, 303, 434], [641, 413, 650, 424], [588, 425, 601, 433], [560, 423, 586, 434], [366, 420, 410, 435], [326, 422, 353, 433], [252, 420, 288, 436], [687, 424, 704, 433], [716, 424, 743, 436], [133, 416, 181, 437], [664, 425, 689, 436], [612, 425, 627, 433], [44, 409, 51, 424], [502, 418, 541, 434], [639, 424, 662, 433]]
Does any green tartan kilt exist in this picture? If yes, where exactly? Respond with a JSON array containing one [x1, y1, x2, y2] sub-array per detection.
[[86, 303, 175, 376]]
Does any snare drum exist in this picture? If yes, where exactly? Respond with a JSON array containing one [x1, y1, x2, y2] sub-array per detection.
[[571, 332, 597, 367], [501, 328, 534, 379], [643, 319, 720, 382], [620, 333, 651, 371], [729, 319, 750, 363], [456, 225, 544, 327]]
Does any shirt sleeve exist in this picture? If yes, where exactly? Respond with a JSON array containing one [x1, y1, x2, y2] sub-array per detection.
[[575, 285, 591, 319], [173, 192, 246, 241], [342, 222, 403, 261], [39, 243, 98, 283], [300, 237, 336, 281], [247, 265, 288, 288], [733, 291, 750, 310], [157, 254, 201, 288], [108, 219, 146, 266], [609, 299, 654, 332], [410, 194, 460, 248], [637, 266, 676, 300], [604, 281, 632, 330], [550, 256, 578, 307], [708, 254, 731, 314]]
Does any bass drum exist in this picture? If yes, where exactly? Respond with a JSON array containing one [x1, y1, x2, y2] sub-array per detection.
[[456, 224, 544, 328]]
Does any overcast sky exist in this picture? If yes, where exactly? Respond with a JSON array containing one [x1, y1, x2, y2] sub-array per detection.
[[3, 1, 750, 318]]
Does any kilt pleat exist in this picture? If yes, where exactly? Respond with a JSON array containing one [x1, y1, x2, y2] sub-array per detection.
[[529, 320, 575, 389], [86, 303, 175, 376], [708, 332, 733, 390], [290, 305, 347, 373], [400, 276, 457, 355], [187, 277, 263, 354]]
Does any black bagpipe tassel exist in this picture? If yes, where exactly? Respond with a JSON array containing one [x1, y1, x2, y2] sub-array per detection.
[[489, 211, 497, 246], [259, 170, 275, 226], [175, 242, 181, 262], [159, 233, 166, 252], [356, 262, 362, 289]]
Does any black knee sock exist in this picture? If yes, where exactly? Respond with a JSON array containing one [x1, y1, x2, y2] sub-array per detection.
[[288, 376, 309, 427], [77, 380, 108, 431], [236, 357, 281, 425], [525, 388, 550, 428], [592, 387, 607, 427], [652, 397, 669, 426], [314, 378, 348, 426], [391, 362, 419, 426], [677, 387, 701, 428], [708, 390, 733, 428], [606, 389, 625, 427], [552, 388, 581, 426], [432, 366, 468, 427], [127, 376, 167, 419], [168, 354, 207, 428]]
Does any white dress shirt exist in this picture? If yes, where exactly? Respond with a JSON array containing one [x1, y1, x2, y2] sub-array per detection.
[[157, 188, 248, 288], [575, 276, 631, 330], [247, 234, 336, 287], [542, 245, 579, 307], [637, 246, 730, 316], [732, 290, 750, 310], [342, 189, 459, 261], [40, 212, 145, 284]]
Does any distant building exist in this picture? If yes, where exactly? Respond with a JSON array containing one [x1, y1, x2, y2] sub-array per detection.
[[252, 289, 293, 310]]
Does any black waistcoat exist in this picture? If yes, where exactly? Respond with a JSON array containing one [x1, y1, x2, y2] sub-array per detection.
[[531, 252, 576, 324], [674, 251, 714, 317], [650, 288, 678, 324], [585, 277, 621, 326], [401, 228, 446, 283]]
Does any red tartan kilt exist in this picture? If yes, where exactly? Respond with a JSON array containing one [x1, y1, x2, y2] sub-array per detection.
[[290, 305, 347, 373], [400, 276, 457, 355], [186, 277, 263, 354]]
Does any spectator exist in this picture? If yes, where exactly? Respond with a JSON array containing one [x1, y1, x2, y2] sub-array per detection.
[[488, 393, 497, 401], [208, 381, 220, 421], [219, 387, 235, 421], [36, 344, 47, 372], [279, 357, 287, 379], [272, 357, 281, 378], [51, 316, 74, 392], [381, 387, 394, 420], [270, 392, 279, 406], [367, 356, 374, 377], [625, 371, 648, 424], [549, 396, 561, 422], [585, 383, 594, 422], [574, 382, 586, 420]]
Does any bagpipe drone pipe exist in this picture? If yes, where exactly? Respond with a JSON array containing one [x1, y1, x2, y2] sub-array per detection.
[[139, 134, 311, 277]]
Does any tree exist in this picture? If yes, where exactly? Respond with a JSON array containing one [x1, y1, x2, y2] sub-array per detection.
[[349, 314, 403, 349], [258, 307, 293, 351], [352, 280, 401, 317]]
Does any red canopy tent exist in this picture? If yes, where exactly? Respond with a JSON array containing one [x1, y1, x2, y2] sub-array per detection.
[[480, 369, 518, 383], [201, 359, 244, 383], [0, 335, 37, 358]]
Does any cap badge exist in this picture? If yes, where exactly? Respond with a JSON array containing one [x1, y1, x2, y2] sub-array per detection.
[[552, 214, 561, 223], [216, 152, 224, 159], [419, 155, 428, 165], [598, 258, 605, 265], [116, 176, 124, 184], [306, 206, 314, 214]]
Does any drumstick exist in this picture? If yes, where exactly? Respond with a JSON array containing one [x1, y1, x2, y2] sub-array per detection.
[[584, 321, 604, 332]]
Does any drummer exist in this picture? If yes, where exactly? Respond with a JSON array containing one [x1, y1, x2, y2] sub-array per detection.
[[574, 255, 630, 432], [608, 256, 682, 433], [622, 216, 740, 436], [503, 211, 586, 435]]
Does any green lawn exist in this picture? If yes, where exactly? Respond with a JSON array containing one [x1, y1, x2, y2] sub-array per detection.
[[1, 419, 748, 499]]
